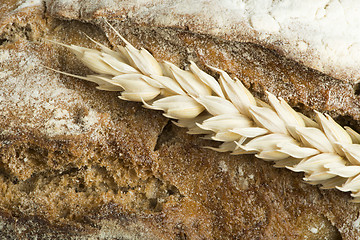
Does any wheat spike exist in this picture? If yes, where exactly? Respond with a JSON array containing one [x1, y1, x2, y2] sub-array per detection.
[[51, 23, 360, 202]]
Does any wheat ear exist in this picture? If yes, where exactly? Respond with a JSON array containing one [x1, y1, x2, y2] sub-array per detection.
[[51, 23, 360, 202]]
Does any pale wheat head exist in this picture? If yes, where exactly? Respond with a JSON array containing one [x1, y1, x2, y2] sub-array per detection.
[[51, 21, 360, 202]]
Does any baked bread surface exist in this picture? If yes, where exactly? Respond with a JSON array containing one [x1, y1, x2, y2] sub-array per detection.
[[1, 0, 360, 239]]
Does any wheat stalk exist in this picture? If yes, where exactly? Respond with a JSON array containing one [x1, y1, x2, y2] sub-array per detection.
[[50, 21, 360, 202]]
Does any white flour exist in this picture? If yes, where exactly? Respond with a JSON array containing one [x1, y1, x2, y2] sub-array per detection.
[[48, 0, 360, 81], [147, 0, 360, 81], [0, 46, 101, 138]]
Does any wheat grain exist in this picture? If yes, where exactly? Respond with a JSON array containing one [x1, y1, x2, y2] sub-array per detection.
[[51, 21, 360, 202]]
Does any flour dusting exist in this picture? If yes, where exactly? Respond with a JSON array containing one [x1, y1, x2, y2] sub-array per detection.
[[49, 0, 360, 82], [16, 0, 42, 10], [0, 44, 103, 138]]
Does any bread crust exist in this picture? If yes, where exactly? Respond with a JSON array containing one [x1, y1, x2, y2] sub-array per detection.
[[45, 0, 360, 83], [1, 1, 360, 239]]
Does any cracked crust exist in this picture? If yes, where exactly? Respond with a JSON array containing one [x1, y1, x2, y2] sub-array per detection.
[[1, 1, 360, 239]]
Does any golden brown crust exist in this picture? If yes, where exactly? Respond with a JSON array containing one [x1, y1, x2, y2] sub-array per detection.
[[1, 1, 360, 239]]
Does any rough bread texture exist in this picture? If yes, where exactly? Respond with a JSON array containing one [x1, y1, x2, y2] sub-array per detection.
[[1, 1, 360, 239], [45, 0, 360, 84]]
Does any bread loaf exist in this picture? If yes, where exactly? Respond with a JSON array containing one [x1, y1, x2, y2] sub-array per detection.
[[1, 0, 360, 239]]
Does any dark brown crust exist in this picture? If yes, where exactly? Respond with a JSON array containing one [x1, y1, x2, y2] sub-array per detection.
[[1, 2, 360, 240], [105, 20, 360, 127]]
